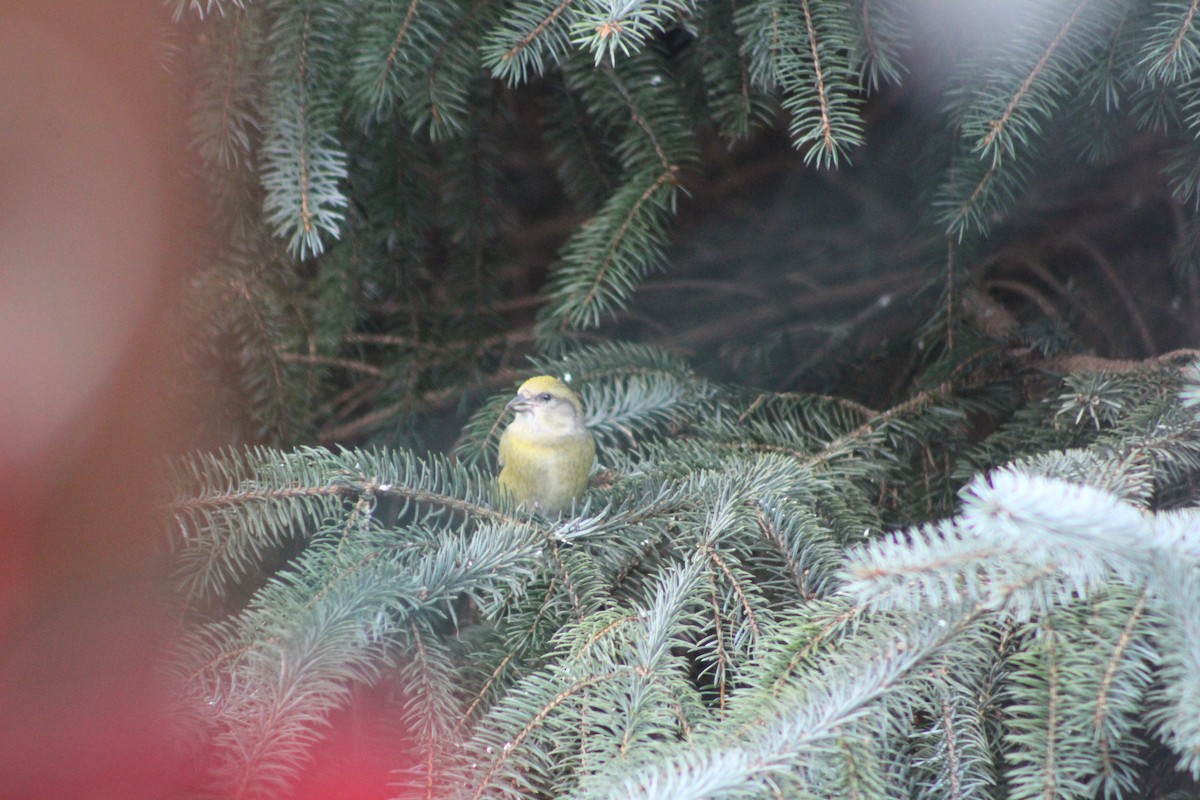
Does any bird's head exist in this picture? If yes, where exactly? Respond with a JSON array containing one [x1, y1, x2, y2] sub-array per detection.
[[506, 375, 585, 427]]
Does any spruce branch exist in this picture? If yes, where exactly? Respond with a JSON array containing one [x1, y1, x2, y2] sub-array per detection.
[[586, 613, 982, 800], [844, 465, 1200, 784], [737, 0, 865, 166], [259, 1, 349, 258], [169, 445, 523, 606], [454, 559, 708, 800], [973, 0, 1095, 166], [569, 0, 694, 67], [1137, 0, 1200, 84], [184, 256, 322, 445], [389, 620, 460, 800], [540, 166, 683, 333], [352, 0, 428, 122], [795, 0, 836, 161], [692, 0, 774, 139], [934, 147, 1029, 240], [170, 0, 247, 21], [540, 79, 623, 209], [937, 0, 1130, 237], [482, 0, 577, 84], [351, 0, 495, 137], [189, 8, 261, 170], [851, 0, 906, 92], [1145, 558, 1200, 778], [176, 503, 552, 792]]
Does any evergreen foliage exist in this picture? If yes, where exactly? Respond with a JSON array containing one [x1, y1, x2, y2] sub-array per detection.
[[166, 0, 1200, 798], [168, 341, 1200, 799]]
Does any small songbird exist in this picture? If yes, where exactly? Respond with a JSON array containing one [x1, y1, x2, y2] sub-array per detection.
[[497, 375, 595, 515]]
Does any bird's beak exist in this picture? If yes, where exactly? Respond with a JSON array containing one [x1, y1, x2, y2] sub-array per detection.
[[506, 395, 530, 412]]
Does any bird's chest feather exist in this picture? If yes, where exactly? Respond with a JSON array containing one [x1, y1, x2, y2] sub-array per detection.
[[498, 422, 592, 508], [500, 428, 586, 475]]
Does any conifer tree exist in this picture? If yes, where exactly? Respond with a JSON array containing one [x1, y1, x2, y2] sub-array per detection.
[[167, 1, 1200, 797]]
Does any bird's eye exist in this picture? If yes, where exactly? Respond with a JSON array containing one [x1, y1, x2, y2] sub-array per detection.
[[539, 392, 552, 402]]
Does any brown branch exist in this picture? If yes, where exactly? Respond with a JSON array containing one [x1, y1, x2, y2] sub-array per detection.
[[605, 68, 670, 172], [549, 538, 586, 621], [705, 568, 730, 712], [173, 482, 352, 514], [1042, 616, 1060, 797], [799, 0, 834, 158], [501, 0, 576, 64], [316, 367, 522, 443], [1044, 348, 1200, 374], [455, 652, 515, 733], [948, 161, 998, 232], [979, 248, 1117, 351], [373, 0, 422, 100], [407, 620, 438, 800], [276, 351, 388, 377], [468, 671, 620, 800], [426, 0, 491, 123], [1093, 590, 1147, 781], [1062, 233, 1156, 356], [984, 278, 1061, 318], [704, 543, 762, 637], [767, 604, 864, 698], [859, 0, 884, 82], [979, 0, 1091, 156], [1161, 0, 1200, 77], [670, 266, 928, 348], [298, 12, 314, 235], [737, 391, 876, 425], [941, 691, 962, 798], [753, 503, 815, 599]]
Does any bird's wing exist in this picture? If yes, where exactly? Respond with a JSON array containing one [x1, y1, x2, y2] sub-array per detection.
[[497, 429, 509, 468]]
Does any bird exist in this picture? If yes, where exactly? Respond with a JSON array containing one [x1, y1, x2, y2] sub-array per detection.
[[497, 375, 595, 515]]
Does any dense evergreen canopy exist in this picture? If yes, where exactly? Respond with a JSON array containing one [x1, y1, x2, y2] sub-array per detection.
[[166, 2, 1200, 798]]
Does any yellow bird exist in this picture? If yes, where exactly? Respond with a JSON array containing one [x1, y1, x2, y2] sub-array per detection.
[[497, 375, 595, 515]]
